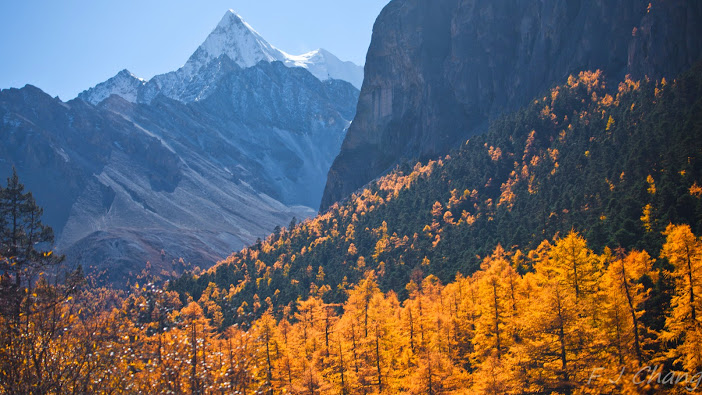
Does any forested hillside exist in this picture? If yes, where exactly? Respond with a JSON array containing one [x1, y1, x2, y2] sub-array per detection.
[[5, 227, 702, 393], [321, 0, 702, 211], [2, 65, 702, 394], [171, 64, 702, 326]]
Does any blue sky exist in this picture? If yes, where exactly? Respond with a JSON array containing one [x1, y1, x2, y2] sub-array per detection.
[[0, 1, 388, 100]]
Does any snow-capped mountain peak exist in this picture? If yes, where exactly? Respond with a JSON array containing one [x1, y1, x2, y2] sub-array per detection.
[[77, 10, 363, 104], [187, 12, 364, 89], [186, 10, 284, 74]]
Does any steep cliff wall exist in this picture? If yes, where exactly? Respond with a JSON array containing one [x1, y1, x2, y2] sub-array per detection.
[[321, 0, 702, 211]]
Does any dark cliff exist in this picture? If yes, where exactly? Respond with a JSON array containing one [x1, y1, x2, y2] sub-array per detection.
[[321, 0, 702, 211]]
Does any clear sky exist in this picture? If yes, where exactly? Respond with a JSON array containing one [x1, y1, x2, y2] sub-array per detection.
[[0, 1, 389, 101]]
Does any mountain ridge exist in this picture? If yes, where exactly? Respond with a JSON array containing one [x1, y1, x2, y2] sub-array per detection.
[[2, 58, 358, 286], [78, 10, 364, 106]]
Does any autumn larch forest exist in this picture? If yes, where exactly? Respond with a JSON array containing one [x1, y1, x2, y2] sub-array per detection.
[[2, 49, 702, 395]]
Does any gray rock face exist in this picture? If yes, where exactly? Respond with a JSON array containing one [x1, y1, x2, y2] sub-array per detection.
[[320, 0, 702, 211], [0, 61, 358, 285]]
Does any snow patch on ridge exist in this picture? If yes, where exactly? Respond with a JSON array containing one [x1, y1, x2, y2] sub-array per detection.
[[284, 48, 364, 91], [78, 69, 146, 105]]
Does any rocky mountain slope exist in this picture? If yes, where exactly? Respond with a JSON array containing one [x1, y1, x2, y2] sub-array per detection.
[[0, 11, 360, 285], [79, 10, 363, 105], [321, 0, 702, 210]]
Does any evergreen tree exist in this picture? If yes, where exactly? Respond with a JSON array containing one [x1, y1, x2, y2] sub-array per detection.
[[0, 168, 61, 319]]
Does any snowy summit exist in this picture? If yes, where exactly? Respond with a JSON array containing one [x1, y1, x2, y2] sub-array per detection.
[[78, 10, 363, 105], [193, 10, 284, 70]]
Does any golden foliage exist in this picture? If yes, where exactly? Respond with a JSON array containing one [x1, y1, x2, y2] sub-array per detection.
[[641, 203, 654, 232], [646, 174, 657, 195], [691, 182, 702, 198], [660, 224, 702, 373], [6, 228, 702, 393], [488, 145, 503, 161]]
